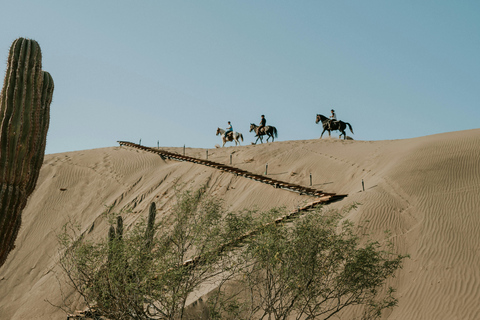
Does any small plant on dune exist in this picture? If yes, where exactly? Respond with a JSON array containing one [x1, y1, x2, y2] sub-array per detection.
[[58, 188, 406, 320]]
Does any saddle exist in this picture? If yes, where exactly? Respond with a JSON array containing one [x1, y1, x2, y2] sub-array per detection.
[[328, 120, 339, 130], [257, 126, 266, 135], [226, 131, 233, 139]]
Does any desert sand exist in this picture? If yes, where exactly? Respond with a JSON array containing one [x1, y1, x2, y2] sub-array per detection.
[[1, 129, 480, 319]]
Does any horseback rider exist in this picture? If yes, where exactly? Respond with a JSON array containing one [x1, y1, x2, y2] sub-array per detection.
[[224, 121, 233, 139], [257, 115, 266, 135], [328, 109, 338, 130]]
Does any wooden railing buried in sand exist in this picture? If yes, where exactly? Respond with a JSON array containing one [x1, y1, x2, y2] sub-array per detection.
[[117, 141, 347, 200]]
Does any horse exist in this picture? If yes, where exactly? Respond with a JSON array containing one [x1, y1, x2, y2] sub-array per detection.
[[216, 127, 244, 147], [315, 114, 354, 140], [249, 124, 278, 144]]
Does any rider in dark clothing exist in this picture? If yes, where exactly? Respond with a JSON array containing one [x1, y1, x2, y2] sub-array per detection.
[[257, 115, 266, 135]]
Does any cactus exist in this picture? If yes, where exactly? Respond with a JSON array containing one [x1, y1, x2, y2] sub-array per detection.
[[116, 215, 123, 240], [145, 202, 156, 250], [108, 225, 116, 263], [0, 38, 53, 268], [108, 216, 124, 263]]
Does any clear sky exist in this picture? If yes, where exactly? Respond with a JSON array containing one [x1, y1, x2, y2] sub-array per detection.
[[1, 1, 479, 154]]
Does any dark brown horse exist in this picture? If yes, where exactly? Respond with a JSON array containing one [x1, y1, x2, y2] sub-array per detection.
[[249, 123, 278, 144], [315, 114, 354, 140]]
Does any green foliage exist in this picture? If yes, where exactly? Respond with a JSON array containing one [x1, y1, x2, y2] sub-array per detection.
[[211, 208, 407, 320], [59, 187, 243, 320], [0, 37, 54, 268], [59, 189, 406, 320]]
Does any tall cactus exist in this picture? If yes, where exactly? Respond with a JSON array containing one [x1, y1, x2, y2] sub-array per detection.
[[0, 38, 53, 268]]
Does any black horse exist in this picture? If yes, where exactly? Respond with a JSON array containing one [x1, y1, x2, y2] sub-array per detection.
[[249, 123, 278, 144], [315, 114, 354, 140]]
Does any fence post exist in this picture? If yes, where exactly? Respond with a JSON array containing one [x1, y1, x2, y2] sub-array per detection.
[[362, 179, 365, 191], [310, 173, 312, 186], [206, 150, 208, 160], [230, 153, 232, 165], [265, 163, 268, 175]]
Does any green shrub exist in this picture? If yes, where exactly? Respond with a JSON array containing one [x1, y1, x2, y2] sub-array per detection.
[[59, 189, 406, 320]]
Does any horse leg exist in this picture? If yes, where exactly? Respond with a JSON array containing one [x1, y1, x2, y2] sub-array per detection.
[[320, 129, 326, 138]]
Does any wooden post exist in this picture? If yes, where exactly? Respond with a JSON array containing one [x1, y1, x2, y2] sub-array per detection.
[[206, 150, 208, 160], [157, 140, 159, 148], [183, 145, 185, 156], [265, 163, 268, 175], [139, 139, 141, 145], [310, 173, 312, 186], [362, 179, 365, 191], [230, 153, 232, 165]]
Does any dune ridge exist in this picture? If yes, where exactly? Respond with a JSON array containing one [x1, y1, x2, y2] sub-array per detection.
[[1, 129, 479, 319]]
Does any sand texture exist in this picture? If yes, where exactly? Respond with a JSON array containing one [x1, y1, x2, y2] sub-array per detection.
[[1, 129, 479, 319]]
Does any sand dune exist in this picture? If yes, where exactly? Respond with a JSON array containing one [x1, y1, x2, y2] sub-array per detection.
[[1, 129, 479, 319]]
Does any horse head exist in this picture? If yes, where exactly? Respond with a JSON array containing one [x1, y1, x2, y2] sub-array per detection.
[[316, 114, 328, 124], [249, 123, 256, 132], [216, 127, 221, 136]]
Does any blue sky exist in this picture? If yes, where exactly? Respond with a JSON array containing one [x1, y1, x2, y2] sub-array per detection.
[[1, 1, 479, 154]]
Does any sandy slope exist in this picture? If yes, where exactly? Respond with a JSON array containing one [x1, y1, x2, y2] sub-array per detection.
[[1, 129, 479, 319]]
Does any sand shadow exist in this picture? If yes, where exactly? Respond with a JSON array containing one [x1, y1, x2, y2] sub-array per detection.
[[313, 182, 333, 187], [266, 172, 289, 176]]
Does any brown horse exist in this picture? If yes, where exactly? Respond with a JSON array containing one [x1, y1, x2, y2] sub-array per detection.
[[249, 123, 278, 144], [315, 114, 354, 140], [216, 127, 243, 147]]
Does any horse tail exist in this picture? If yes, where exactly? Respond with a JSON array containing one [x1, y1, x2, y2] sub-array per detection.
[[240, 133, 244, 142], [273, 127, 278, 138], [346, 122, 354, 134]]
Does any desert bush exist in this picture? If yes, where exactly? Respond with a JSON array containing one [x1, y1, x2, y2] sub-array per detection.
[[208, 207, 407, 320], [59, 187, 247, 320], [59, 189, 406, 320]]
